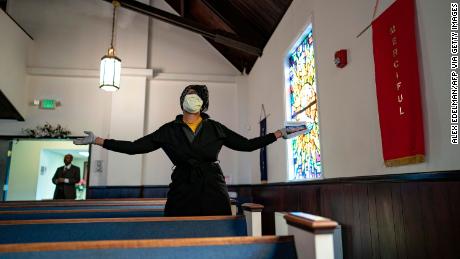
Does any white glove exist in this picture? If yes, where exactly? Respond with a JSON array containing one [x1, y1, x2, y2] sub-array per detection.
[[279, 124, 309, 139], [73, 131, 96, 145], [279, 128, 289, 139]]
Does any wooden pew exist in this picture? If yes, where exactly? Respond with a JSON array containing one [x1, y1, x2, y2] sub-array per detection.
[[0, 216, 249, 244], [0, 198, 236, 213], [0, 198, 167, 210], [0, 199, 241, 220], [275, 212, 343, 259], [0, 203, 264, 244], [0, 207, 165, 220], [0, 236, 297, 258]]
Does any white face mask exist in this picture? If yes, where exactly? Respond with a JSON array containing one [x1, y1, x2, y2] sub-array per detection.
[[182, 94, 203, 113]]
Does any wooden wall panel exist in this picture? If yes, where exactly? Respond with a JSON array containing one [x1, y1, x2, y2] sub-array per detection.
[[390, 183, 408, 259], [400, 183, 426, 259], [419, 183, 442, 259], [353, 184, 372, 259], [86, 172, 460, 259], [431, 182, 455, 259], [298, 185, 318, 214], [374, 184, 397, 259], [246, 180, 458, 259], [367, 184, 381, 259], [448, 182, 460, 257], [320, 184, 334, 219], [341, 184, 355, 259]]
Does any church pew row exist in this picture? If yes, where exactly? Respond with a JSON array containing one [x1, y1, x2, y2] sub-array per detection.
[[0, 208, 165, 220], [0, 236, 297, 259], [0, 216, 248, 244], [0, 198, 238, 215], [275, 212, 342, 259], [0, 199, 244, 220], [0, 198, 167, 210], [0, 205, 165, 211], [0, 205, 264, 244], [0, 213, 341, 259]]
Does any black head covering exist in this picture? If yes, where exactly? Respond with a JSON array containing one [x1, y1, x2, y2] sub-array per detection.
[[180, 85, 209, 112]]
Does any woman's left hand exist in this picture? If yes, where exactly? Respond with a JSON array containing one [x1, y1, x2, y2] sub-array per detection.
[[274, 130, 283, 139]]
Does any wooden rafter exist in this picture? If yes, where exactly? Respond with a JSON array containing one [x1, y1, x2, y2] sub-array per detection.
[[201, 0, 268, 46], [101, 0, 262, 56]]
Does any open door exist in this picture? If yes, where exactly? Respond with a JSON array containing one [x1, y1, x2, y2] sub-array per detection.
[[0, 140, 12, 201]]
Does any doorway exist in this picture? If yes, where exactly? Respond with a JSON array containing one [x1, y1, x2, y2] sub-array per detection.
[[5, 139, 89, 201]]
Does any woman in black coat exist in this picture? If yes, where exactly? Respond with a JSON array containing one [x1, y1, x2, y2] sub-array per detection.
[[74, 85, 284, 216]]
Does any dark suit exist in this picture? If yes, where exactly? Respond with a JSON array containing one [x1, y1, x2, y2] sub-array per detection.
[[52, 165, 80, 199]]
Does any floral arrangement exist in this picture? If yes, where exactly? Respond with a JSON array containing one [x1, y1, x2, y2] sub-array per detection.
[[75, 179, 86, 191], [23, 123, 71, 138]]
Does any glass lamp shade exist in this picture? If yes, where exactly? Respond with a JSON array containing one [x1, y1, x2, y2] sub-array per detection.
[[99, 54, 121, 92]]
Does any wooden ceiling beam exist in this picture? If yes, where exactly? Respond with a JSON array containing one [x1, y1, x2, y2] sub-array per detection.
[[179, 0, 186, 17], [201, 0, 268, 46], [101, 0, 262, 56]]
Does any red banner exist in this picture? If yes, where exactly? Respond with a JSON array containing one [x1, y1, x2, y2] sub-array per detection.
[[372, 0, 425, 166]]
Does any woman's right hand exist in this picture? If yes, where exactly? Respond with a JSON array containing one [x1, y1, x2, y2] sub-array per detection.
[[95, 137, 105, 146]]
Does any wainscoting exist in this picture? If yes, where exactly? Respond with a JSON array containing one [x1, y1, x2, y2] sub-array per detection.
[[88, 171, 460, 259]]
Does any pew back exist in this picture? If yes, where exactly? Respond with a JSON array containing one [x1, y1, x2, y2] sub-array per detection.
[[0, 208, 164, 220], [0, 198, 167, 210], [0, 236, 297, 259], [0, 216, 248, 244]]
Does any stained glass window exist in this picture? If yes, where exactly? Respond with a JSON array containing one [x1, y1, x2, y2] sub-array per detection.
[[285, 24, 322, 180]]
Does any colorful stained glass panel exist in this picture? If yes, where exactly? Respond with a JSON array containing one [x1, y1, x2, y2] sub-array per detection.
[[285, 25, 322, 180]]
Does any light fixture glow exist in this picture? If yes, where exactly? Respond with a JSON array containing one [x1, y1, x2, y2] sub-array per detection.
[[100, 48, 121, 92], [99, 1, 121, 92]]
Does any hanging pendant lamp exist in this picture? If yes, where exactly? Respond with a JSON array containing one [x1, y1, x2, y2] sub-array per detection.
[[99, 1, 121, 92]]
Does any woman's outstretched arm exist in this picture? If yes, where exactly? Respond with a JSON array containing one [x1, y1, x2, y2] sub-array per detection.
[[222, 124, 282, 152], [75, 131, 161, 155]]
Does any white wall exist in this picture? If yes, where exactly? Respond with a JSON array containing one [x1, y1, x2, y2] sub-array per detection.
[[106, 76, 146, 186], [0, 10, 32, 117], [9, 0, 149, 69], [0, 0, 240, 186], [36, 150, 61, 200], [242, 0, 460, 183]]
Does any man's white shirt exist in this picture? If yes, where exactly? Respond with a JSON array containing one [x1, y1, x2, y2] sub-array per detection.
[[63, 164, 72, 183]]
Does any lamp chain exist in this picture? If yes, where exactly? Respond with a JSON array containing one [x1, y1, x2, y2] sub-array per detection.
[[110, 1, 119, 50]]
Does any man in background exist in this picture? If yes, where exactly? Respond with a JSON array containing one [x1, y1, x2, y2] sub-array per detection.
[[52, 154, 80, 199]]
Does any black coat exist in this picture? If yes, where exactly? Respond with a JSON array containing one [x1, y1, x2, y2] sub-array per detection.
[[52, 165, 80, 199], [103, 113, 277, 216]]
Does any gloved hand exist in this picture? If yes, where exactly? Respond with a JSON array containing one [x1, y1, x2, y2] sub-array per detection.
[[73, 131, 96, 145], [279, 128, 289, 139], [278, 124, 309, 139]]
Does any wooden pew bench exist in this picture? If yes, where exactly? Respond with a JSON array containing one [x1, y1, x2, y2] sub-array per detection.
[[0, 236, 297, 259], [0, 207, 165, 220], [0, 199, 245, 220], [0, 198, 167, 211], [0, 198, 237, 216], [0, 204, 264, 244]]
